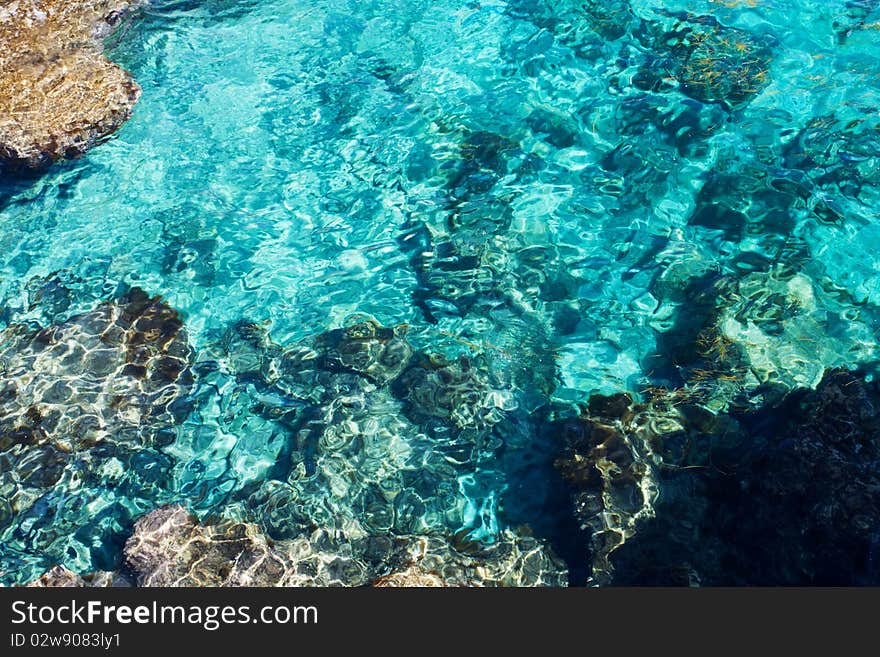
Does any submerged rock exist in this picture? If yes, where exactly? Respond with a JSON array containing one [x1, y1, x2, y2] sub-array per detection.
[[402, 532, 568, 587], [124, 505, 330, 587], [225, 316, 515, 439], [201, 314, 560, 582], [312, 320, 414, 386], [236, 318, 416, 397], [210, 320, 449, 545], [373, 565, 447, 587], [508, 0, 638, 54], [832, 0, 880, 44], [782, 111, 880, 210], [557, 368, 880, 585], [0, 1, 142, 168], [635, 12, 775, 109], [0, 287, 194, 553], [714, 368, 880, 585], [648, 261, 854, 411], [26, 565, 130, 587], [0, 287, 194, 454], [121, 505, 567, 587], [392, 353, 515, 433], [403, 130, 522, 322], [552, 393, 658, 585]]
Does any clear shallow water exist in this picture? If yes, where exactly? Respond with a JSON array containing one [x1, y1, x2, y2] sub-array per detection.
[[1, 0, 880, 584]]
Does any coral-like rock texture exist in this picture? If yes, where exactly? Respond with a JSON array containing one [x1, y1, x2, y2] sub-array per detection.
[[124, 505, 321, 587], [553, 393, 658, 585], [0, 0, 142, 168], [0, 286, 194, 454], [313, 320, 414, 386], [120, 505, 567, 587], [393, 353, 514, 432], [27, 503, 567, 587], [29, 504, 567, 587], [373, 566, 447, 587], [556, 368, 880, 585], [26, 565, 130, 587], [0, 287, 194, 537]]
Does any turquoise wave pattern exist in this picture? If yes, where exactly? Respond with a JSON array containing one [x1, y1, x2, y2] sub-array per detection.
[[2, 0, 880, 586]]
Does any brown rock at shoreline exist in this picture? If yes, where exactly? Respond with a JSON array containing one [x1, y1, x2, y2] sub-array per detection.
[[0, 1, 142, 168]]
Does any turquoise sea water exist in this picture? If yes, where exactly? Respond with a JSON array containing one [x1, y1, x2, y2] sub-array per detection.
[[1, 0, 880, 585]]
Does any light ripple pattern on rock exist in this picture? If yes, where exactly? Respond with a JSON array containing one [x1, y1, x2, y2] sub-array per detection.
[[120, 505, 567, 587], [26, 565, 130, 587], [0, 0, 142, 168], [0, 287, 195, 578]]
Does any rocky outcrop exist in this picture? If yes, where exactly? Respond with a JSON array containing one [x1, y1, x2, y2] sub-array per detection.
[[554, 368, 880, 585], [13, 308, 565, 587], [27, 504, 567, 587], [0, 1, 142, 168], [123, 505, 327, 587], [373, 566, 447, 587], [26, 565, 130, 587], [124, 505, 567, 587], [0, 287, 195, 549]]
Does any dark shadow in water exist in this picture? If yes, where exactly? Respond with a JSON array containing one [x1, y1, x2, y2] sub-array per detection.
[[0, 158, 91, 214], [544, 363, 880, 586], [606, 368, 880, 586], [490, 409, 593, 586]]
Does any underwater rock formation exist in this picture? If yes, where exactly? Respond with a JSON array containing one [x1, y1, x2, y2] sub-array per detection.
[[402, 531, 567, 586], [0, 0, 142, 168], [399, 127, 563, 397], [401, 130, 523, 322], [124, 505, 334, 586], [400, 128, 570, 342], [223, 318, 415, 393], [555, 368, 880, 585], [0, 286, 194, 454], [687, 163, 799, 241], [26, 565, 130, 587], [564, 0, 637, 42], [197, 312, 569, 584], [646, 257, 862, 411], [373, 565, 447, 587], [782, 110, 880, 212], [312, 320, 414, 386], [120, 505, 566, 587], [209, 318, 538, 562], [0, 287, 194, 564], [552, 393, 658, 585], [392, 126, 571, 555], [634, 11, 775, 110], [224, 317, 515, 444], [392, 353, 515, 433], [832, 0, 880, 44], [507, 0, 638, 56], [711, 269, 829, 391], [13, 297, 565, 587], [738, 368, 880, 585]]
